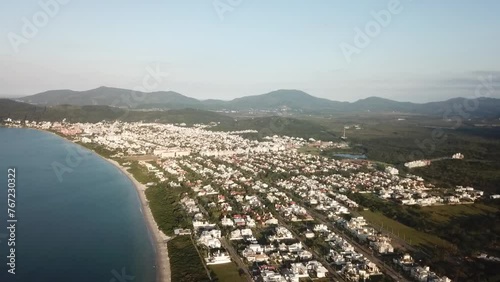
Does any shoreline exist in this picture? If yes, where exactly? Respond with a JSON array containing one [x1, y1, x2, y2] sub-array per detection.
[[102, 157, 172, 282], [26, 127, 171, 282]]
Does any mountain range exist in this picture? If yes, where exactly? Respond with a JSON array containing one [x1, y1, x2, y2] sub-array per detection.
[[16, 86, 500, 118]]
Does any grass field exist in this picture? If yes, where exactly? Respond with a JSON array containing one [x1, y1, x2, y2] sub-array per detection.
[[123, 154, 157, 161], [422, 203, 498, 223], [209, 263, 247, 282], [359, 210, 453, 249], [297, 146, 321, 155], [128, 161, 156, 184]]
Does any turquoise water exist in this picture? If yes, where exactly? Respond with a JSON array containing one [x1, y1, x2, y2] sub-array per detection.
[[0, 128, 156, 282]]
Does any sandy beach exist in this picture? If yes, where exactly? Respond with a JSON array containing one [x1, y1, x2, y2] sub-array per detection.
[[27, 128, 171, 281], [105, 158, 171, 282]]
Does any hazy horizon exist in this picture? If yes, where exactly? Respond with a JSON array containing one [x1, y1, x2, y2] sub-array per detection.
[[2, 83, 500, 104], [1, 0, 499, 102]]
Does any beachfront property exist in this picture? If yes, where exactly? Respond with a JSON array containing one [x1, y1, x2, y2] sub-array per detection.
[[12, 119, 464, 281]]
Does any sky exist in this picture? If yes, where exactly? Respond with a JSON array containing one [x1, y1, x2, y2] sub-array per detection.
[[0, 0, 499, 102]]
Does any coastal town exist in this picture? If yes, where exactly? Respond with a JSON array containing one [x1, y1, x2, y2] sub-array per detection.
[[7, 118, 490, 282], [2, 1, 499, 281]]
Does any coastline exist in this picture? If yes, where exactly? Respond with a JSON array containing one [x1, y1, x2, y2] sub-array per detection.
[[28, 127, 171, 282], [103, 157, 171, 282]]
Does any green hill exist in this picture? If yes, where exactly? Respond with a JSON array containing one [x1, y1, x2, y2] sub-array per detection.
[[0, 99, 231, 125], [15, 87, 500, 118]]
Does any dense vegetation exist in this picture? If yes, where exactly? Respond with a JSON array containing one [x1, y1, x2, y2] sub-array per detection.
[[351, 193, 500, 280], [359, 129, 500, 194], [210, 116, 337, 141], [167, 236, 211, 282], [303, 114, 500, 194], [0, 99, 233, 125], [145, 183, 191, 235], [352, 193, 500, 252]]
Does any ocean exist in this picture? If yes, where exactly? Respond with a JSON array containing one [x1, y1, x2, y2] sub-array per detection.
[[0, 127, 156, 282]]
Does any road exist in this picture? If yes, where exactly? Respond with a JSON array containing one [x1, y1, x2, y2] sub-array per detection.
[[271, 211, 347, 282], [350, 210, 423, 256], [190, 235, 214, 281], [194, 180, 403, 281], [220, 238, 254, 282], [306, 207, 409, 282], [272, 190, 408, 282], [196, 198, 254, 281]]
